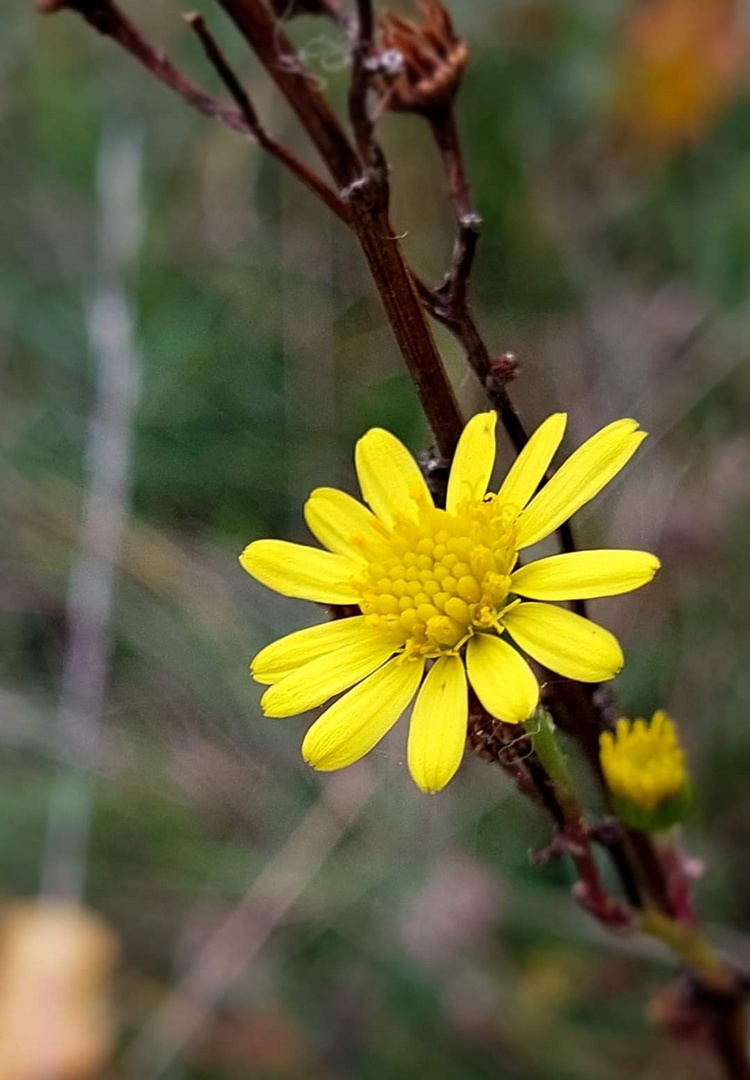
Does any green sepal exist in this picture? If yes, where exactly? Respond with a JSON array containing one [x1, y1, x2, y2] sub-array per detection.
[[611, 782, 691, 834]]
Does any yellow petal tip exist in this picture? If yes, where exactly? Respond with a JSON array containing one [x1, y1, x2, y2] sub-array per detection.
[[606, 656, 625, 682], [411, 773, 453, 795], [238, 543, 255, 571], [300, 741, 329, 772], [355, 428, 385, 450], [259, 693, 276, 718]]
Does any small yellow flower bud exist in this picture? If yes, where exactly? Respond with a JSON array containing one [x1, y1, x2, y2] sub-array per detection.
[[599, 711, 690, 832]]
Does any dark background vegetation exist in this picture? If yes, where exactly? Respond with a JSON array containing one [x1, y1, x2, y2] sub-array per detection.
[[3, 1, 750, 1076]]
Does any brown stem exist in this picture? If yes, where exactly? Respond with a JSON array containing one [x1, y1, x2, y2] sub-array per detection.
[[422, 108, 522, 425], [38, 0, 249, 133], [421, 105, 584, 598], [540, 678, 611, 781], [469, 701, 632, 930], [217, 0, 464, 456], [660, 842, 698, 924], [566, 817, 632, 928], [185, 12, 350, 225], [430, 105, 472, 219], [713, 1005, 750, 1080], [422, 273, 583, 565], [591, 818, 643, 908], [627, 828, 678, 916], [349, 0, 377, 164], [346, 186, 464, 456], [38, 0, 349, 223], [467, 700, 553, 813], [216, 0, 362, 189]]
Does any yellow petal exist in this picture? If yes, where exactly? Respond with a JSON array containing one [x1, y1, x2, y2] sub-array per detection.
[[302, 656, 425, 771], [446, 411, 497, 514], [515, 419, 646, 549], [511, 549, 661, 600], [261, 633, 395, 717], [465, 633, 539, 724], [497, 413, 567, 514], [407, 655, 468, 793], [304, 487, 386, 559], [240, 539, 361, 604], [355, 428, 433, 526], [252, 616, 373, 685], [503, 602, 624, 682]]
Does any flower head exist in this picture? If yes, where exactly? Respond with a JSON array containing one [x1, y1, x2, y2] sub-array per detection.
[[241, 412, 659, 793], [600, 711, 690, 831], [374, 0, 469, 116]]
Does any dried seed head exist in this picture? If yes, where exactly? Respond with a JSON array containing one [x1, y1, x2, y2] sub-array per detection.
[[374, 1, 469, 117]]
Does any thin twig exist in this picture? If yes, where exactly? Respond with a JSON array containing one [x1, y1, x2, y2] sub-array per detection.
[[185, 12, 350, 225], [216, 0, 362, 189], [348, 0, 378, 165], [431, 105, 472, 219], [422, 99, 585, 600], [416, 100, 541, 488], [38, 0, 249, 134], [422, 105, 535, 451], [39, 0, 350, 224]]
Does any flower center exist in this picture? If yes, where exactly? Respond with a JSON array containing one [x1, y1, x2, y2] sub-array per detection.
[[353, 495, 519, 657]]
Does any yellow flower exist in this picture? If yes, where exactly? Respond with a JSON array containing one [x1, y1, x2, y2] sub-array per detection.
[[599, 711, 689, 831], [241, 412, 660, 793]]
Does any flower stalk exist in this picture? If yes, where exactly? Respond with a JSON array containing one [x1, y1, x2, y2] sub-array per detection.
[[640, 910, 731, 991], [527, 709, 632, 928]]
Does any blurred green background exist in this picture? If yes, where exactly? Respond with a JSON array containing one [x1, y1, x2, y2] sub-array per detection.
[[4, 0, 750, 1076]]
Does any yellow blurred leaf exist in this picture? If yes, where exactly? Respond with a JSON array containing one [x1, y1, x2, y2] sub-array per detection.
[[0, 903, 118, 1080], [616, 0, 748, 150]]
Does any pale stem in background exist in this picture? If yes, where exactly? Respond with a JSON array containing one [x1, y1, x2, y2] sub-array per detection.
[[41, 130, 144, 902]]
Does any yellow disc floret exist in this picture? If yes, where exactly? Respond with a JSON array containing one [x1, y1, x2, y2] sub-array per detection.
[[352, 495, 519, 657], [599, 711, 689, 831]]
